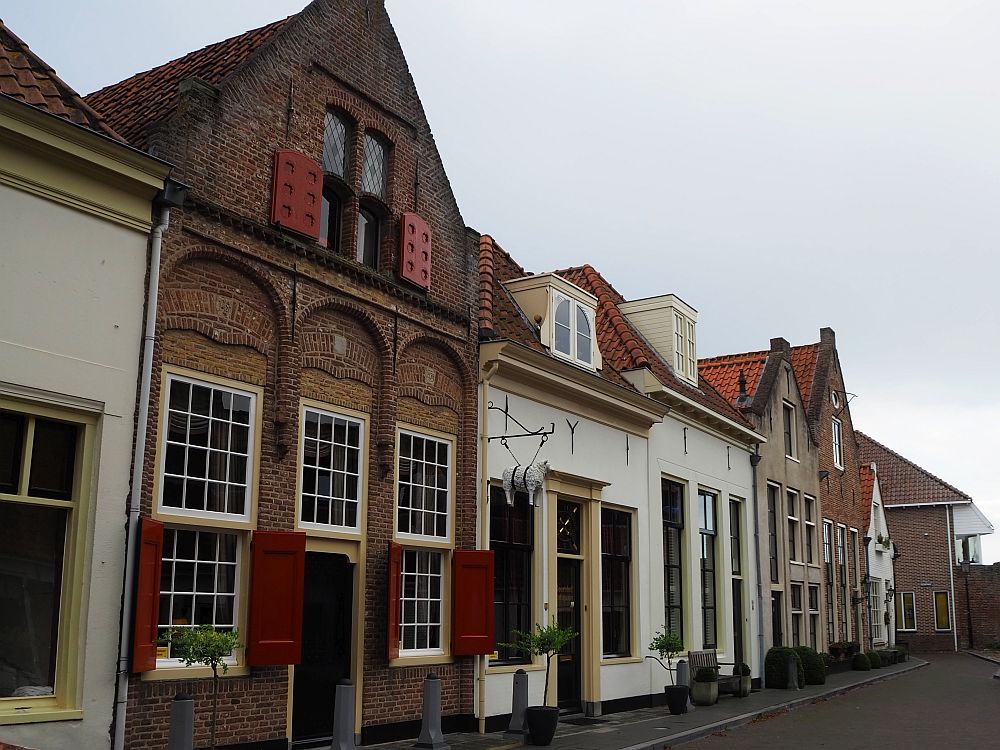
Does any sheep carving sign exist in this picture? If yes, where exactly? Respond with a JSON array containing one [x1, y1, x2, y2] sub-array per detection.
[[502, 461, 550, 506]]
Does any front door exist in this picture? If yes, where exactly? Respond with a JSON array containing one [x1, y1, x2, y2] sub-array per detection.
[[731, 578, 745, 666], [771, 591, 783, 647], [557, 558, 582, 712], [292, 552, 353, 747]]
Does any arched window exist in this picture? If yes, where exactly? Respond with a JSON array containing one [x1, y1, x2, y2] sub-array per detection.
[[551, 293, 594, 366], [553, 295, 571, 356], [321, 111, 352, 250], [576, 304, 592, 363]]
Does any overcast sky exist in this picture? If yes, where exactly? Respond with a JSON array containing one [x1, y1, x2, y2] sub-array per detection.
[[6, 0, 998, 561]]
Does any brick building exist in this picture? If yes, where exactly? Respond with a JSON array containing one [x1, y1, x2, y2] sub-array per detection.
[[857, 432, 994, 652], [84, 1, 483, 747]]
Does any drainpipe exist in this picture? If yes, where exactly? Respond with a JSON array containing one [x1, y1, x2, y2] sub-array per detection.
[[863, 536, 873, 652], [946, 506, 958, 652], [749, 447, 766, 687], [477, 359, 499, 734], [111, 181, 187, 750]]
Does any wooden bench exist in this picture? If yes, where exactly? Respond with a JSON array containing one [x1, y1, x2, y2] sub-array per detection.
[[686, 650, 742, 696]]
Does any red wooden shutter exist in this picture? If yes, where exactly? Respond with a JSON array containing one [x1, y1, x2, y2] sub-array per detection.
[[451, 549, 495, 655], [131, 517, 164, 673], [270, 150, 321, 240], [398, 212, 432, 290], [387, 541, 403, 660], [247, 530, 306, 666]]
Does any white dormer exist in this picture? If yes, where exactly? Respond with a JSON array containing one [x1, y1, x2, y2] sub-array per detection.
[[504, 273, 602, 371], [617, 294, 698, 385]]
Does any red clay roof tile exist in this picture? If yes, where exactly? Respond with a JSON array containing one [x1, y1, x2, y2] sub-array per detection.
[[83, 17, 291, 148], [0, 20, 123, 140], [699, 350, 769, 404], [856, 431, 971, 507]]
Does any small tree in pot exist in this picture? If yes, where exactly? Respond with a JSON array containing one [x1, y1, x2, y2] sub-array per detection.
[[648, 628, 687, 715], [503, 622, 578, 746]]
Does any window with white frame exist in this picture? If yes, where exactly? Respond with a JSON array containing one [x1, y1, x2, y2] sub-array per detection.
[[787, 489, 799, 561], [396, 430, 451, 539], [934, 590, 951, 631], [673, 312, 697, 381], [808, 585, 820, 650], [783, 402, 797, 459], [790, 583, 803, 647], [804, 496, 816, 564], [300, 407, 363, 530], [895, 591, 916, 631], [157, 527, 239, 662], [399, 548, 443, 653], [161, 375, 254, 521], [832, 418, 844, 469], [869, 578, 883, 642], [552, 292, 594, 367]]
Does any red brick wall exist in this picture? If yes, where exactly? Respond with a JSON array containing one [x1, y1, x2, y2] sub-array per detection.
[[123, 1, 481, 747], [955, 562, 1000, 650], [885, 505, 957, 651]]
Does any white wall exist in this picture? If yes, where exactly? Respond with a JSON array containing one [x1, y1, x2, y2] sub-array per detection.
[[0, 183, 148, 750], [867, 479, 895, 646]]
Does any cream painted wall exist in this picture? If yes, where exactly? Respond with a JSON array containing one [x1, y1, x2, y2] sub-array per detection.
[[0, 182, 149, 750], [867, 477, 895, 647]]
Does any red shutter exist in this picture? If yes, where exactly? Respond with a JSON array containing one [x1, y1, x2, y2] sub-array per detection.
[[247, 531, 306, 666], [270, 150, 321, 240], [131, 517, 164, 673], [387, 542, 403, 660], [451, 549, 495, 656], [398, 212, 432, 290]]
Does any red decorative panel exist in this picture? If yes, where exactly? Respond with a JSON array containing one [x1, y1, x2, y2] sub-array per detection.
[[247, 531, 306, 666], [387, 542, 402, 660], [270, 150, 321, 240], [131, 517, 164, 673], [399, 212, 432, 289], [451, 549, 495, 655]]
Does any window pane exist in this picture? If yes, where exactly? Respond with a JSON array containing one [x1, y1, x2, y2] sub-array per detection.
[[935, 592, 950, 630], [356, 208, 380, 267], [0, 501, 67, 696], [300, 409, 363, 529], [553, 298, 570, 355], [400, 549, 443, 652], [576, 306, 592, 364], [323, 111, 349, 178], [27, 419, 78, 501], [320, 184, 342, 251], [396, 433, 450, 539], [360, 133, 387, 198], [0, 412, 25, 494]]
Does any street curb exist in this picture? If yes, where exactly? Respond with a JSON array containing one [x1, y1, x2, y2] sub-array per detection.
[[618, 659, 929, 750], [965, 650, 1000, 666]]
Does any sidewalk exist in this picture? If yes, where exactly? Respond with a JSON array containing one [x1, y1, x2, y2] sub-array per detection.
[[369, 657, 927, 750]]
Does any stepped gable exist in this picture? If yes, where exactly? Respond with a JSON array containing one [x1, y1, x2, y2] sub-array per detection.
[[558, 264, 752, 428], [0, 19, 123, 140], [84, 17, 292, 147], [856, 431, 971, 506], [699, 350, 769, 404]]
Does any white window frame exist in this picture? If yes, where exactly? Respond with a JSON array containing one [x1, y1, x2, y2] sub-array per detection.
[[551, 292, 595, 368], [398, 547, 445, 656], [869, 578, 883, 643], [394, 428, 454, 543], [896, 591, 917, 632], [804, 496, 816, 565], [933, 590, 952, 632], [298, 404, 365, 533], [155, 526, 243, 669], [783, 401, 798, 459], [786, 489, 799, 561], [790, 583, 803, 647], [673, 311, 697, 381], [158, 373, 256, 524], [832, 417, 844, 470]]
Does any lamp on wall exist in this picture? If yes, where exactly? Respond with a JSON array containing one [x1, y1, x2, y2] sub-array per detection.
[[884, 584, 895, 608]]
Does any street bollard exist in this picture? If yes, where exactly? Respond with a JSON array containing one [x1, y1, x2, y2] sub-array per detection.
[[330, 679, 357, 750], [167, 692, 194, 750], [787, 658, 800, 690], [504, 669, 529, 739], [675, 660, 693, 709], [414, 674, 450, 750]]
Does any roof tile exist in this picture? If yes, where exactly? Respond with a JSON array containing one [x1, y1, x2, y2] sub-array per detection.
[[699, 350, 769, 404], [856, 431, 971, 506]]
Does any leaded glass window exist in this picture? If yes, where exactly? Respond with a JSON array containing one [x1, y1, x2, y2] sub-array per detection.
[[323, 110, 350, 178], [557, 500, 581, 554], [360, 132, 387, 198]]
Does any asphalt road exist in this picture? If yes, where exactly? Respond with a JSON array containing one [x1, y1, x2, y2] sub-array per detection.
[[682, 653, 1000, 749]]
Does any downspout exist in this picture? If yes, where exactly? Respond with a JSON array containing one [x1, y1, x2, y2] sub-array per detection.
[[749, 447, 766, 687], [112, 181, 187, 750], [863, 537, 873, 652], [478, 359, 499, 734], [946, 506, 958, 652]]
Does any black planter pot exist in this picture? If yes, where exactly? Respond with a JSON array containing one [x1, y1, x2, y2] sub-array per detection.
[[525, 706, 560, 746], [664, 684, 689, 715]]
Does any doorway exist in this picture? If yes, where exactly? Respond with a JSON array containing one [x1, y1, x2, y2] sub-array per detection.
[[292, 552, 354, 747], [556, 558, 582, 712], [771, 591, 783, 647], [731, 578, 745, 666]]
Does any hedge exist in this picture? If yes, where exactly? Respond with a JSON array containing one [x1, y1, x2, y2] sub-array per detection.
[[852, 652, 871, 671], [794, 646, 827, 685], [765, 647, 805, 688]]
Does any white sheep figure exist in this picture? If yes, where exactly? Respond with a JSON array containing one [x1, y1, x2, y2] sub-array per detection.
[[502, 460, 550, 506]]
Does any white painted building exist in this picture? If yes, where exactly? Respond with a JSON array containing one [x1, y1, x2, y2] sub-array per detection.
[[862, 463, 895, 648]]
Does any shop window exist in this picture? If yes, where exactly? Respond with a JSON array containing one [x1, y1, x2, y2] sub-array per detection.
[[490, 485, 532, 663], [601, 507, 632, 657], [300, 407, 363, 530]]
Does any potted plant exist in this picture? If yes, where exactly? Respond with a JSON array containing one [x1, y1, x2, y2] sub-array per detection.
[[733, 662, 752, 697], [828, 641, 845, 660], [648, 628, 687, 715], [165, 625, 241, 750], [691, 667, 719, 706], [503, 622, 578, 746]]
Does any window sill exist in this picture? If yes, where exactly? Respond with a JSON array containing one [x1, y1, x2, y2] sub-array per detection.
[[0, 707, 83, 725], [389, 654, 454, 668], [154, 509, 253, 532], [142, 665, 250, 682], [785, 455, 800, 464], [487, 662, 545, 675], [600, 656, 643, 666]]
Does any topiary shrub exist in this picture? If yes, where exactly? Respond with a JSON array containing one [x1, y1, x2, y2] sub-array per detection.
[[765, 647, 805, 688], [852, 652, 871, 671], [794, 646, 827, 685], [881, 649, 896, 665], [695, 667, 718, 682], [867, 650, 882, 669]]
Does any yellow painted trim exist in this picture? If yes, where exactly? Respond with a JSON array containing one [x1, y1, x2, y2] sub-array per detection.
[[600, 657, 644, 666], [0, 708, 83, 725], [388, 654, 455, 668], [304, 536, 361, 563], [486, 663, 546, 675], [140, 665, 251, 682]]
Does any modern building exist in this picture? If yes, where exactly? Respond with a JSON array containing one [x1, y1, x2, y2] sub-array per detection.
[[0, 20, 174, 750], [84, 1, 483, 746], [857, 431, 994, 652]]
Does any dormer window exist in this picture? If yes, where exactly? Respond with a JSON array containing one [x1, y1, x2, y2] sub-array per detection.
[[674, 312, 696, 381], [553, 293, 593, 366], [618, 294, 698, 385]]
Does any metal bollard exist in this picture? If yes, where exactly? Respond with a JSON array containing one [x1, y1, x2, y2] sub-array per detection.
[[167, 692, 194, 750], [675, 660, 693, 709], [330, 679, 357, 750], [414, 674, 450, 750], [787, 658, 800, 690], [504, 669, 529, 739]]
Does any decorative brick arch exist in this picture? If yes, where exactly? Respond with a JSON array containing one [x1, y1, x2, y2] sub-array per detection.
[[296, 302, 387, 386], [396, 336, 471, 412]]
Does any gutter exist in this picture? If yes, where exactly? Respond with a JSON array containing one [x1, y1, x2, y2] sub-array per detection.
[[111, 180, 187, 750], [749, 448, 766, 687], [884, 500, 971, 509]]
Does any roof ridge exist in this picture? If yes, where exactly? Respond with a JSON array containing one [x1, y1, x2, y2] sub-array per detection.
[[699, 349, 770, 366], [856, 430, 971, 501]]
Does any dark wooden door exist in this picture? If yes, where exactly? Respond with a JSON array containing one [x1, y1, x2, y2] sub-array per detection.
[[292, 552, 353, 747], [771, 591, 784, 647], [557, 558, 582, 712], [732, 578, 745, 666]]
